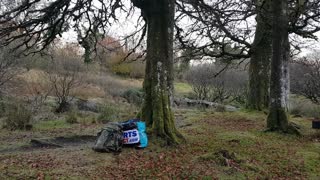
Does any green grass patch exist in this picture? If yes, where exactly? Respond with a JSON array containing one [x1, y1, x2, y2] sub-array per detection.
[[296, 148, 320, 178], [216, 131, 257, 146], [33, 119, 71, 130], [174, 82, 193, 97]]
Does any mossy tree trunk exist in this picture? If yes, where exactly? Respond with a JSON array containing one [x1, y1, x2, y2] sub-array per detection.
[[267, 0, 296, 133], [132, 0, 184, 144], [247, 0, 272, 111]]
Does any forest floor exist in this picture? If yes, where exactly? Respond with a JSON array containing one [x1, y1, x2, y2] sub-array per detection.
[[0, 109, 320, 179]]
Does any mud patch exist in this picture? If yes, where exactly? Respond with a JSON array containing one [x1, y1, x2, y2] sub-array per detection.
[[0, 135, 96, 154]]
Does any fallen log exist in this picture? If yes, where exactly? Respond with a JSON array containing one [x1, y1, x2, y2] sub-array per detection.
[[174, 97, 239, 112]]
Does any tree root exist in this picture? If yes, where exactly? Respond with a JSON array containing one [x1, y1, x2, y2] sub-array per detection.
[[264, 122, 301, 136]]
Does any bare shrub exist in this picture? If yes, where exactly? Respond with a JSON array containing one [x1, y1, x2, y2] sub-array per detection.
[[85, 72, 142, 98], [185, 63, 248, 104], [66, 111, 78, 124], [185, 65, 212, 100], [23, 70, 51, 113], [3, 102, 32, 130], [121, 88, 144, 106], [46, 45, 85, 113], [97, 104, 121, 123]]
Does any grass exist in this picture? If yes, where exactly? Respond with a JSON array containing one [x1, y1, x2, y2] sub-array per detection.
[[33, 119, 71, 130], [174, 82, 193, 97], [0, 109, 320, 179]]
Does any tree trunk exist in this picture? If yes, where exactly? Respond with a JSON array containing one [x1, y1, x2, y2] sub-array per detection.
[[267, 0, 298, 134], [247, 0, 272, 110], [133, 0, 184, 144]]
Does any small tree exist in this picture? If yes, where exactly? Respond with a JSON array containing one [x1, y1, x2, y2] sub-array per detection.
[[46, 45, 84, 113]]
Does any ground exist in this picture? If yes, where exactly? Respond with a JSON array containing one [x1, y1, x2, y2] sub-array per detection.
[[0, 108, 320, 179]]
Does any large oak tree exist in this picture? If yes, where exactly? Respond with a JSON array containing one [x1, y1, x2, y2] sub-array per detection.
[[132, 0, 184, 144], [266, 0, 297, 134]]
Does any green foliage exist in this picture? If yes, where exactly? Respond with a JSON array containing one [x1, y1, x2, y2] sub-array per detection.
[[111, 63, 145, 78], [121, 88, 144, 106], [108, 53, 145, 79], [97, 104, 120, 123], [174, 82, 193, 97], [65, 112, 78, 124], [33, 119, 70, 130], [111, 63, 131, 76], [3, 103, 32, 131]]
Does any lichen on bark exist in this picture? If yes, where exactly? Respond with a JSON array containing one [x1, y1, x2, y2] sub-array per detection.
[[266, 0, 300, 135]]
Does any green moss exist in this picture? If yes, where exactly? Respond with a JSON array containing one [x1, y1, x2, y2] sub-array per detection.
[[216, 131, 257, 146]]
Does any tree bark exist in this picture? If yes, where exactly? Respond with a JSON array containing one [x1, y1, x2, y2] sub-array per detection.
[[133, 0, 184, 144], [247, 0, 272, 110], [267, 0, 298, 134]]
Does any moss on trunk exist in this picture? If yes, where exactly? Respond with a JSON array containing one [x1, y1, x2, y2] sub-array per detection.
[[267, 107, 288, 130], [135, 0, 184, 144], [247, 0, 272, 111], [267, 0, 299, 135]]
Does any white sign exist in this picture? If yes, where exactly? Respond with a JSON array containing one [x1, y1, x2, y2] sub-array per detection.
[[123, 129, 140, 144]]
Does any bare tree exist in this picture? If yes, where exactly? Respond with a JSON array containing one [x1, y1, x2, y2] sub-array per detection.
[[46, 45, 84, 113], [291, 51, 320, 105]]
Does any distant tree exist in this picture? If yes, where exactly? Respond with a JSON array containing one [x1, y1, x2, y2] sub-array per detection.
[[291, 52, 320, 105], [185, 63, 248, 104]]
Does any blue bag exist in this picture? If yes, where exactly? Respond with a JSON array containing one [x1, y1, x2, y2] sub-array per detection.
[[137, 121, 148, 148], [120, 119, 148, 148]]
